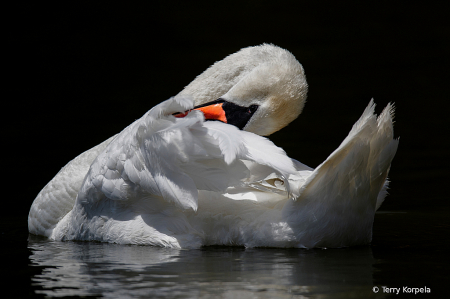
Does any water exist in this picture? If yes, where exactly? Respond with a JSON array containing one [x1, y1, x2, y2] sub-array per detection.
[[26, 210, 448, 298], [28, 239, 377, 298]]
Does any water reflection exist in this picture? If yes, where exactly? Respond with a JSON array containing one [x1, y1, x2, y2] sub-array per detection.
[[29, 237, 384, 298]]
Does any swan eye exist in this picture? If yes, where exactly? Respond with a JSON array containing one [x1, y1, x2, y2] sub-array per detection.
[[248, 105, 258, 114]]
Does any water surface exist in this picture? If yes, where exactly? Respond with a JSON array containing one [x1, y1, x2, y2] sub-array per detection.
[[29, 238, 379, 298], [27, 210, 448, 298]]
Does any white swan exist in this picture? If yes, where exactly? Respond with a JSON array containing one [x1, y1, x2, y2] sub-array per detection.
[[28, 44, 398, 248]]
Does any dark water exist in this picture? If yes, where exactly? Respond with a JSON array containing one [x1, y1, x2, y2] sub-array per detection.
[[28, 240, 376, 298], [6, 2, 449, 298], [21, 210, 447, 298]]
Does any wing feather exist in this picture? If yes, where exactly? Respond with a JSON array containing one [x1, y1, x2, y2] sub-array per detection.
[[76, 96, 300, 217]]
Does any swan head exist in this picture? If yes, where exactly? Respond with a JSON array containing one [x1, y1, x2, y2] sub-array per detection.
[[177, 44, 308, 136]]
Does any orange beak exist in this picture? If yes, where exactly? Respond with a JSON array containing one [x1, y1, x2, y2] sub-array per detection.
[[174, 103, 227, 123]]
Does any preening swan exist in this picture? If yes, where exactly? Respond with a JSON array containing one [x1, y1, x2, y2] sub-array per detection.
[[28, 44, 398, 248]]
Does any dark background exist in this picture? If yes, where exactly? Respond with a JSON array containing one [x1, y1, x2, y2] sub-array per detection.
[[4, 1, 449, 297]]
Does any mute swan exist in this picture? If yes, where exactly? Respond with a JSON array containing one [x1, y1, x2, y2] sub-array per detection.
[[28, 44, 398, 248]]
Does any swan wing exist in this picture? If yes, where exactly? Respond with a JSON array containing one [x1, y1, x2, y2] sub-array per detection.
[[282, 100, 398, 247], [77, 96, 298, 213], [28, 135, 116, 237], [49, 96, 300, 244]]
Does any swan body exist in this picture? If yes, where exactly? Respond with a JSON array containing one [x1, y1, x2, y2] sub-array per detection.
[[28, 44, 398, 248]]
